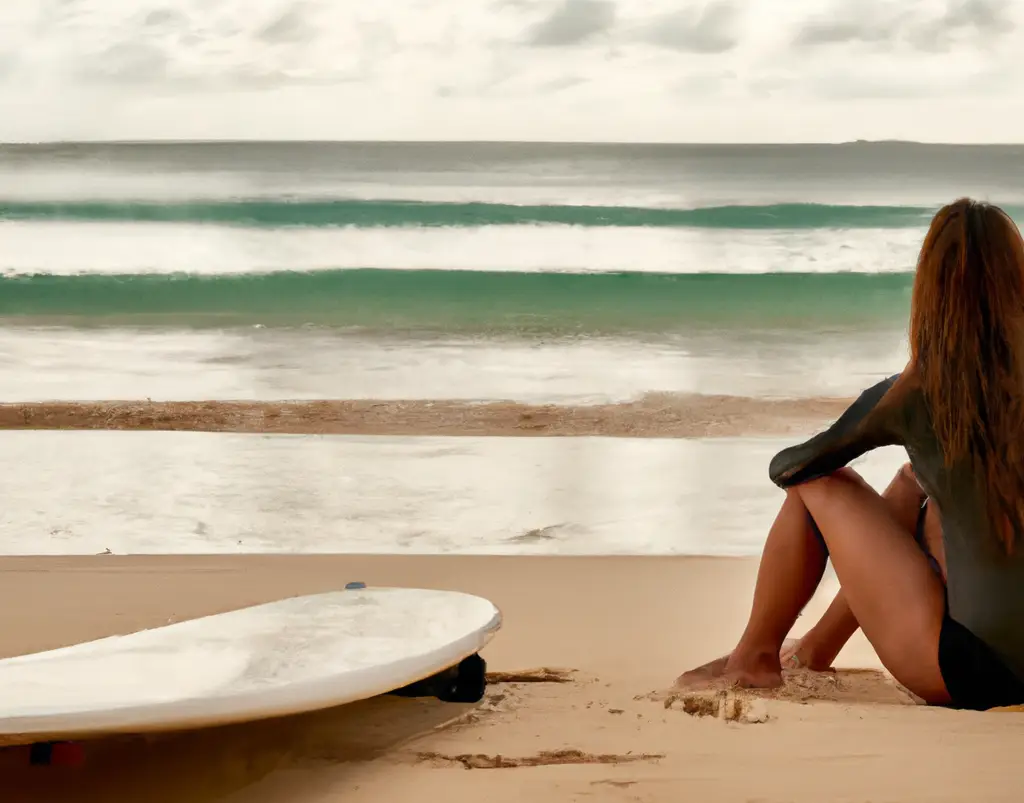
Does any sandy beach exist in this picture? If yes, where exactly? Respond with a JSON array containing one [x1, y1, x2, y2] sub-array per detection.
[[2, 554, 1021, 803], [0, 395, 851, 438]]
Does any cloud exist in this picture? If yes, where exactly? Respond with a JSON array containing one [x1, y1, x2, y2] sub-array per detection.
[[258, 5, 314, 44], [945, 0, 1013, 32], [538, 74, 587, 92], [794, 18, 897, 48], [673, 68, 740, 97], [3, 0, 1024, 143], [793, 2, 914, 49], [794, 0, 1016, 52], [526, 0, 616, 46], [641, 2, 739, 54], [142, 9, 186, 29], [910, 0, 1014, 50], [86, 42, 170, 84]]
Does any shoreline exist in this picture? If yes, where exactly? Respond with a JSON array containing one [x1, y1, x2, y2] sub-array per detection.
[[0, 395, 850, 438]]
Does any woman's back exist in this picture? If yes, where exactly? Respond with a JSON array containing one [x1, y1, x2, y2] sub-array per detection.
[[898, 377, 1024, 682], [905, 198, 1024, 682]]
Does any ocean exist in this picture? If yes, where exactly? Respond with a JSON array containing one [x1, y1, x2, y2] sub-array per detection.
[[5, 141, 1023, 402], [0, 141, 1018, 555]]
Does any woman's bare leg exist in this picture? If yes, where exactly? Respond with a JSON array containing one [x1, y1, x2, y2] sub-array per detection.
[[780, 591, 859, 671], [677, 464, 921, 684], [677, 467, 950, 704], [781, 463, 927, 671], [678, 486, 828, 689]]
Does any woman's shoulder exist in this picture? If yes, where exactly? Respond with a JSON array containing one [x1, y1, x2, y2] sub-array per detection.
[[874, 367, 935, 442], [847, 368, 929, 440], [875, 365, 925, 406], [854, 370, 912, 410]]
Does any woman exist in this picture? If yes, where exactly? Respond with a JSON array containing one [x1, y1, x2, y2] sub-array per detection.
[[678, 198, 1024, 711]]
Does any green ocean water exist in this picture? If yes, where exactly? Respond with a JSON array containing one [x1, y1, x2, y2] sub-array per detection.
[[0, 269, 913, 333]]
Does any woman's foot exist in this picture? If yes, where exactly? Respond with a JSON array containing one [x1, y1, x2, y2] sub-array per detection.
[[675, 655, 730, 687], [779, 635, 839, 672], [675, 650, 783, 690]]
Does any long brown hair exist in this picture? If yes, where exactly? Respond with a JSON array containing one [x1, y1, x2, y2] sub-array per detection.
[[910, 198, 1024, 553]]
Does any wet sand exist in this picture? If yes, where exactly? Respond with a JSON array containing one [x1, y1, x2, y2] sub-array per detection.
[[0, 394, 851, 438], [1, 555, 1022, 803]]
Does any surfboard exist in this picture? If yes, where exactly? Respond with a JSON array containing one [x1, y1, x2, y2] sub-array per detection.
[[0, 587, 502, 747]]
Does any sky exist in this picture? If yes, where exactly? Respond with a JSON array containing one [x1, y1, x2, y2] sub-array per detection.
[[0, 0, 1021, 142]]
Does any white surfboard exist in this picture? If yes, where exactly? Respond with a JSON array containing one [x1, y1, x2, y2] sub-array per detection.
[[0, 587, 501, 746]]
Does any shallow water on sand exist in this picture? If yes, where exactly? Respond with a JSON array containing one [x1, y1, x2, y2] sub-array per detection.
[[0, 432, 908, 556], [0, 326, 906, 403]]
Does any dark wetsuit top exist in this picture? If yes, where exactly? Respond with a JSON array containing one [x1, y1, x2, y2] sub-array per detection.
[[769, 373, 1024, 683]]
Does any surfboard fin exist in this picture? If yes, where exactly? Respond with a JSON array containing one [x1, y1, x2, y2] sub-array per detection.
[[390, 653, 488, 704], [28, 741, 85, 767]]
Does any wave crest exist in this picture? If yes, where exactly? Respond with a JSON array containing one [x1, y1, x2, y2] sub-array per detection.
[[0, 199, 967, 229]]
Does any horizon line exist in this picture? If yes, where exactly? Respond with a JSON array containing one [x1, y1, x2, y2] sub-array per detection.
[[1, 138, 1022, 147]]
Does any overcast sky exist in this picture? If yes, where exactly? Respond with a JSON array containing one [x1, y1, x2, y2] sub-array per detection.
[[0, 0, 1021, 142]]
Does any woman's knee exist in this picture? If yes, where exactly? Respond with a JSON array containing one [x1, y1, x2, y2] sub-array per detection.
[[798, 467, 867, 494]]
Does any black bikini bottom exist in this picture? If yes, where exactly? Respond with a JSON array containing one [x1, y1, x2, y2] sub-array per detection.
[[939, 613, 1024, 710], [915, 502, 1024, 710]]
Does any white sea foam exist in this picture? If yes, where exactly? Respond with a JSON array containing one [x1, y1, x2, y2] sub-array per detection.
[[0, 326, 908, 403], [0, 220, 924, 277]]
